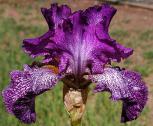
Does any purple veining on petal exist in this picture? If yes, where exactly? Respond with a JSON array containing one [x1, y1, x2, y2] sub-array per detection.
[[23, 3, 71, 59], [41, 3, 71, 30], [23, 31, 53, 58], [2, 65, 59, 124], [23, 3, 133, 76], [90, 67, 148, 122]]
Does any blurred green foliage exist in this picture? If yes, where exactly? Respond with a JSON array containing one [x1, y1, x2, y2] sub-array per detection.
[[144, 50, 153, 59], [139, 30, 153, 41]]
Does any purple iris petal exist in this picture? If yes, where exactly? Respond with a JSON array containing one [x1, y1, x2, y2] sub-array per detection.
[[23, 4, 133, 76], [23, 3, 71, 59], [90, 67, 148, 122], [23, 31, 54, 58], [41, 3, 71, 30], [2, 65, 59, 124]]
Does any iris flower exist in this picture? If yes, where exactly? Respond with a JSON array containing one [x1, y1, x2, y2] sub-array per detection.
[[2, 3, 148, 125]]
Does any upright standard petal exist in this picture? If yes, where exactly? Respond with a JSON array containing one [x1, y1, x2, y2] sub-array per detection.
[[23, 3, 133, 76], [23, 31, 54, 58], [23, 3, 71, 59], [41, 3, 71, 30], [90, 67, 148, 122], [2, 65, 59, 124], [50, 4, 133, 75]]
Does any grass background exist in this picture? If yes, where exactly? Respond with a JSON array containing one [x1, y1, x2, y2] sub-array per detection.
[[0, 0, 153, 126]]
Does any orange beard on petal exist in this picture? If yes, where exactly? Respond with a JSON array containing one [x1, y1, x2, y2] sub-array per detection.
[[42, 65, 59, 74]]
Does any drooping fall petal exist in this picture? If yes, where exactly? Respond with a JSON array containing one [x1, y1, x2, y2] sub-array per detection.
[[2, 65, 59, 124], [90, 67, 148, 122]]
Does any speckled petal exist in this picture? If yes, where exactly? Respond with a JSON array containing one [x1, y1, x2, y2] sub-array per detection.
[[90, 67, 148, 122], [2, 65, 59, 124]]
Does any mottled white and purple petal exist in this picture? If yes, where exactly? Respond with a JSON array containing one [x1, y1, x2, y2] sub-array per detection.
[[23, 4, 133, 76], [90, 67, 148, 122], [2, 65, 59, 124]]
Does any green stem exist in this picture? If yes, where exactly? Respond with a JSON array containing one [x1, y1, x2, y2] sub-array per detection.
[[71, 118, 82, 126], [70, 109, 82, 126], [63, 85, 88, 126]]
